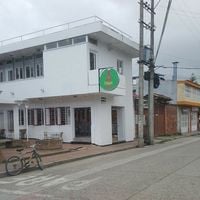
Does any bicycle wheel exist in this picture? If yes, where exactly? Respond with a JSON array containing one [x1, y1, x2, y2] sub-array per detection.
[[5, 156, 23, 176], [34, 153, 44, 170]]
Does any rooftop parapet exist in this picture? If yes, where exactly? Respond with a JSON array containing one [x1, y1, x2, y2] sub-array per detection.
[[0, 16, 132, 47]]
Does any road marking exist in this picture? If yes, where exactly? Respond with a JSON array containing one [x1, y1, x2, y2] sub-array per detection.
[[42, 137, 200, 187], [0, 175, 39, 184], [16, 174, 59, 186], [62, 177, 101, 190], [1, 137, 200, 190], [0, 188, 28, 195], [0, 188, 53, 198]]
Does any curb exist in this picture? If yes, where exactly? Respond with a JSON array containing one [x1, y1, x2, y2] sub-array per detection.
[[39, 146, 83, 157], [0, 144, 137, 178], [44, 144, 137, 168]]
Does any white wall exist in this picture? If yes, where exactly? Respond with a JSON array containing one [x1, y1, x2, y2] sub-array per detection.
[[43, 44, 89, 96], [0, 37, 136, 145], [0, 43, 88, 101], [89, 41, 135, 141], [37, 40, 135, 144], [26, 95, 113, 145]]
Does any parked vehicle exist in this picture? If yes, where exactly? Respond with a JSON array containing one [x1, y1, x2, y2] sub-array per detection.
[[5, 144, 43, 176]]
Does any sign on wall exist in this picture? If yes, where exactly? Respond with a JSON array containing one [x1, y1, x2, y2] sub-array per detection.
[[100, 68, 120, 91]]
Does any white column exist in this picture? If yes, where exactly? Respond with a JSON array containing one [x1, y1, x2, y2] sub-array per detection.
[[92, 102, 112, 146], [124, 105, 135, 142], [117, 108, 125, 142], [13, 106, 20, 139], [25, 104, 29, 141]]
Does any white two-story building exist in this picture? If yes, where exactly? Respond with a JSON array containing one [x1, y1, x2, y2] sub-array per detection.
[[0, 17, 138, 146]]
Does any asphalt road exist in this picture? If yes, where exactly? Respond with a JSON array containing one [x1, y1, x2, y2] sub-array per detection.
[[1, 136, 200, 200]]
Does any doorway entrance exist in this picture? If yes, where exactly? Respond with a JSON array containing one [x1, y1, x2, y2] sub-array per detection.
[[74, 107, 91, 139], [112, 108, 118, 143], [112, 107, 124, 143]]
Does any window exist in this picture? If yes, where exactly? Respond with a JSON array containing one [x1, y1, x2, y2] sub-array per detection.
[[0, 71, 4, 82], [90, 52, 96, 70], [28, 108, 43, 125], [73, 35, 86, 44], [185, 85, 191, 98], [19, 109, 25, 126], [8, 70, 13, 81], [26, 66, 30, 78], [34, 109, 44, 126], [58, 39, 72, 47], [15, 67, 24, 79], [7, 110, 14, 131], [117, 60, 123, 75], [45, 108, 56, 125], [30, 66, 35, 77], [36, 64, 43, 77], [15, 68, 19, 79], [57, 107, 70, 125], [49, 108, 56, 125], [197, 89, 200, 100], [28, 109, 34, 125], [26, 66, 35, 78], [46, 107, 70, 126], [0, 112, 4, 129], [46, 42, 57, 50]]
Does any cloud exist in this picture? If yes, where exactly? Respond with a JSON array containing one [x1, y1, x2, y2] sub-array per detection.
[[0, 0, 199, 79]]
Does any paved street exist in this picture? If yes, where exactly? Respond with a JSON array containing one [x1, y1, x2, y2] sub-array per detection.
[[1, 136, 200, 200]]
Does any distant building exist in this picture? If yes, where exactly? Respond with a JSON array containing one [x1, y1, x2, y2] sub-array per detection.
[[176, 80, 200, 134], [0, 17, 139, 145], [134, 76, 200, 136]]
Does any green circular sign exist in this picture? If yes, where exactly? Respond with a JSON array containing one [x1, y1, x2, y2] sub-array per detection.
[[100, 68, 120, 91]]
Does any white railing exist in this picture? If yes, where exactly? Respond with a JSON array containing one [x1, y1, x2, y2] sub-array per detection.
[[0, 16, 132, 47]]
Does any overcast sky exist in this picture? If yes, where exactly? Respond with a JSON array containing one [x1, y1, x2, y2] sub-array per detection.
[[0, 0, 199, 80]]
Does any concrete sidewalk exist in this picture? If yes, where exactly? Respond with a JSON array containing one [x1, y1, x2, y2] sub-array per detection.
[[0, 134, 190, 178], [0, 140, 139, 178]]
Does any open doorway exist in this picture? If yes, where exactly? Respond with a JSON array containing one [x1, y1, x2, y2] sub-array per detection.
[[74, 107, 91, 143], [112, 107, 125, 143]]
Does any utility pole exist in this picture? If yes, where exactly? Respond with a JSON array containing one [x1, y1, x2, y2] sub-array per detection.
[[138, 0, 155, 145], [138, 0, 144, 147], [148, 0, 155, 145]]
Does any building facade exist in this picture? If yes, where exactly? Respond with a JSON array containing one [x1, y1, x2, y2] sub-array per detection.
[[134, 76, 200, 136], [0, 17, 139, 146], [134, 93, 177, 138], [176, 80, 200, 134], [153, 79, 200, 135]]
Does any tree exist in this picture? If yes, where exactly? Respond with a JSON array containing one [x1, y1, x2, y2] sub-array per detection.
[[190, 73, 197, 83]]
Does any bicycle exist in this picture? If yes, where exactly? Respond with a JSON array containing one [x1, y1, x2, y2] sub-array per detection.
[[5, 144, 44, 176]]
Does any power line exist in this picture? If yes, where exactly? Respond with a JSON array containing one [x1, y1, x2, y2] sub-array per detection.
[[179, 0, 200, 34], [158, 66, 200, 70], [158, 52, 200, 65], [159, 5, 200, 17], [155, 0, 162, 9], [155, 0, 172, 62]]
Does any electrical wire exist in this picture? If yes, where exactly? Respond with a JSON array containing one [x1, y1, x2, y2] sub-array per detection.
[[157, 51, 200, 65], [158, 66, 200, 70], [155, 0, 162, 9], [179, 0, 200, 35], [159, 6, 200, 17], [155, 0, 172, 62]]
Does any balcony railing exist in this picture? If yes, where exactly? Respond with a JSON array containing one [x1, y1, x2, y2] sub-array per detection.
[[0, 16, 132, 47]]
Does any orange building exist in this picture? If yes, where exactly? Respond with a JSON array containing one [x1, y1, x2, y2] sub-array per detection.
[[177, 80, 200, 134]]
